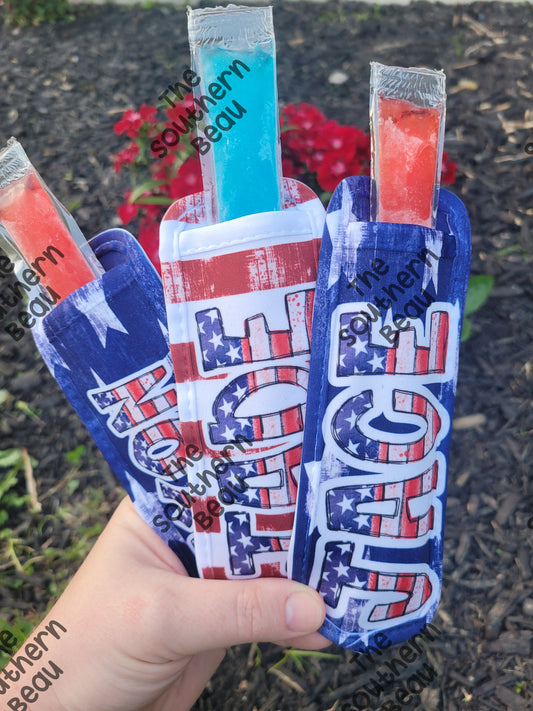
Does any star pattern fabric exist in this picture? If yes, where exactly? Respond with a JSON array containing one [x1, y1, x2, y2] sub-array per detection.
[[290, 175, 471, 650]]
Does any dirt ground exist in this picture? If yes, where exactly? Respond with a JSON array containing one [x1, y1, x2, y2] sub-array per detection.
[[0, 1, 532, 709]]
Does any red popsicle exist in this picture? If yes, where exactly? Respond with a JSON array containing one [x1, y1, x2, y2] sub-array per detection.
[[370, 63, 446, 229], [376, 96, 442, 228], [0, 139, 100, 302]]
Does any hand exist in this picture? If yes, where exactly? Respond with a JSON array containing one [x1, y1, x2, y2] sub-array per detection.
[[8, 497, 327, 711]]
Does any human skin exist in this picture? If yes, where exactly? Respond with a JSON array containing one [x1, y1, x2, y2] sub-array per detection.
[[4, 497, 328, 711]]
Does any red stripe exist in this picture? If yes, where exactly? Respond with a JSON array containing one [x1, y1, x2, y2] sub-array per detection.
[[270, 331, 291, 358], [255, 512, 294, 532], [387, 574, 416, 619], [378, 441, 389, 463], [202, 566, 227, 579], [306, 290, 315, 341], [192, 497, 222, 533], [165, 240, 320, 304], [401, 474, 422, 538], [386, 345, 396, 374], [415, 346, 429, 374], [281, 406, 303, 436], [371, 484, 383, 537], [241, 337, 251, 363], [170, 342, 227, 383], [260, 562, 283, 577], [435, 312, 449, 372]]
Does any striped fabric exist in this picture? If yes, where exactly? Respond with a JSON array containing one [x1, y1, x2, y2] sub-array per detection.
[[160, 179, 325, 579]]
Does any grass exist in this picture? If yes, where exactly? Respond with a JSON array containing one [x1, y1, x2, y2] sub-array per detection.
[[0, 390, 117, 645]]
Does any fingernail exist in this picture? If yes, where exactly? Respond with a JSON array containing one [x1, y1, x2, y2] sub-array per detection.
[[285, 589, 325, 633]]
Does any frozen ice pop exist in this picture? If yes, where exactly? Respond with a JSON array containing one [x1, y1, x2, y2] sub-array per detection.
[[187, 5, 282, 223], [370, 63, 446, 228], [0, 138, 102, 302]]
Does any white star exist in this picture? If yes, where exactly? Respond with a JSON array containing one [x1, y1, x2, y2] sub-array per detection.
[[227, 344, 241, 362], [244, 488, 259, 502], [242, 462, 256, 474], [197, 319, 205, 335], [230, 546, 237, 556], [220, 399, 233, 417], [257, 544, 271, 553], [353, 575, 367, 588], [359, 487, 374, 500], [322, 571, 329, 581], [348, 440, 361, 455], [235, 513, 248, 524], [368, 352, 385, 371], [206, 309, 219, 323], [345, 410, 358, 429], [339, 353, 346, 368], [233, 383, 247, 400], [209, 331, 224, 349], [238, 533, 253, 549], [334, 561, 350, 578], [222, 425, 236, 441], [355, 514, 370, 527], [350, 337, 367, 356], [336, 495, 354, 513], [72, 291, 128, 347]]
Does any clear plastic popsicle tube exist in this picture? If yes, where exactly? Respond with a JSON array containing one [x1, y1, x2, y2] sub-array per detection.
[[0, 138, 102, 303], [369, 62, 446, 228], [187, 4, 282, 224]]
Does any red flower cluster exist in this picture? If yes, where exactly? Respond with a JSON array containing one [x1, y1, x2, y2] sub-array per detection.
[[113, 104, 157, 139], [112, 101, 457, 273], [281, 104, 371, 192]]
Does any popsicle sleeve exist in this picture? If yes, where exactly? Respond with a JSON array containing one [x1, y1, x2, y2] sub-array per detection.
[[32, 228, 197, 577], [159, 178, 326, 580], [289, 175, 471, 650]]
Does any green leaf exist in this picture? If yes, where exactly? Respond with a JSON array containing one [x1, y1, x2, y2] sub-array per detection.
[[65, 445, 85, 465], [464, 275, 494, 316], [129, 180, 168, 204], [134, 196, 173, 206], [461, 317, 472, 342], [0, 389, 12, 406], [0, 449, 23, 469]]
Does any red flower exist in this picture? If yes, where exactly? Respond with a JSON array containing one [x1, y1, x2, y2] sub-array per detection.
[[168, 156, 203, 200], [282, 103, 326, 131], [114, 104, 157, 139], [138, 219, 161, 274], [440, 151, 457, 184], [117, 191, 139, 224], [317, 154, 362, 192], [111, 142, 140, 173], [281, 157, 303, 179], [313, 122, 360, 155]]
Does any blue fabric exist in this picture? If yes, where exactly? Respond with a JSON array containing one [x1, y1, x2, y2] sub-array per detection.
[[33, 229, 197, 577], [289, 176, 471, 650]]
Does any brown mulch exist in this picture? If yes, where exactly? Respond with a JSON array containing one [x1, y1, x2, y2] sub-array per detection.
[[0, 2, 532, 710]]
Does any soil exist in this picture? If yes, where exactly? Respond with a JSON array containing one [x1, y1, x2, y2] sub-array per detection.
[[0, 1, 532, 710]]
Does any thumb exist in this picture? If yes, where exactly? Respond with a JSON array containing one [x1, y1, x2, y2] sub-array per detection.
[[169, 576, 326, 654]]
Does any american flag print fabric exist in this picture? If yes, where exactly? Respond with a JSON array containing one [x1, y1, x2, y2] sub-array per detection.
[[289, 176, 471, 650], [32, 229, 197, 576], [160, 178, 325, 580]]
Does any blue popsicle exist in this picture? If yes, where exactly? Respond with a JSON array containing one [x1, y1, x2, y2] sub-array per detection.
[[188, 6, 282, 223]]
